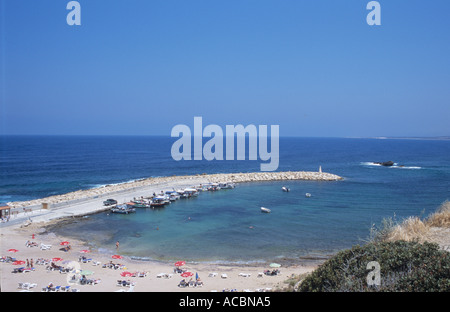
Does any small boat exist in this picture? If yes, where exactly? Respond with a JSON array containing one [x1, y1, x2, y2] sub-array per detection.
[[165, 191, 180, 201], [182, 188, 199, 198], [305, 193, 311, 198], [129, 201, 150, 208], [260, 207, 271, 213], [282, 186, 290, 192], [218, 182, 236, 189], [150, 196, 169, 208], [111, 204, 136, 214], [206, 183, 220, 191]]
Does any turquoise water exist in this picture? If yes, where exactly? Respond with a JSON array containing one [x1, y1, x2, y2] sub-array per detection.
[[49, 176, 447, 264], [2, 136, 449, 263]]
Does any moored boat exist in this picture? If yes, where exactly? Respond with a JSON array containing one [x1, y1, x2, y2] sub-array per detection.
[[218, 182, 236, 189], [150, 196, 169, 208], [260, 207, 271, 213], [111, 204, 136, 214]]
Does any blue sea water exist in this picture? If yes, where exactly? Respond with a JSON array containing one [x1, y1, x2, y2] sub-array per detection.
[[1, 136, 449, 263]]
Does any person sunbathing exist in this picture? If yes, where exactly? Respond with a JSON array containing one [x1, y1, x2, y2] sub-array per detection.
[[25, 241, 38, 247]]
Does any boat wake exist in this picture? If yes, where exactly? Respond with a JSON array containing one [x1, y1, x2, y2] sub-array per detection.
[[360, 162, 422, 169]]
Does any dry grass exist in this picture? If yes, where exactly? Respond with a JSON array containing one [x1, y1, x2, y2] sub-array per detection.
[[381, 200, 450, 245], [426, 200, 450, 227]]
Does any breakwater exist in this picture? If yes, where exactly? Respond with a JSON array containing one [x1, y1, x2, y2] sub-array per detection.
[[6, 171, 342, 209]]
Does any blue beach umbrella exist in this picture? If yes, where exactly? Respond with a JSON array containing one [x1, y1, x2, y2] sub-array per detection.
[[195, 272, 199, 280]]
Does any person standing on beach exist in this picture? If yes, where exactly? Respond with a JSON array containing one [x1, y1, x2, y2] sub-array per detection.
[[116, 241, 119, 250]]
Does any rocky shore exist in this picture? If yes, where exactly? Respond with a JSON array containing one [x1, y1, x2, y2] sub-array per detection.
[[6, 171, 342, 210]]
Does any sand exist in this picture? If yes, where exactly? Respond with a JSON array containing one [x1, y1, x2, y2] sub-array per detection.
[[0, 223, 316, 292], [0, 172, 331, 292]]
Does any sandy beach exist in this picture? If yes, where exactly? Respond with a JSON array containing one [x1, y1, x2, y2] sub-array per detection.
[[0, 223, 316, 292], [0, 171, 334, 292]]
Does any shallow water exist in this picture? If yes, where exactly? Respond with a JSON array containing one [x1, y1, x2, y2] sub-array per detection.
[[3, 136, 450, 263]]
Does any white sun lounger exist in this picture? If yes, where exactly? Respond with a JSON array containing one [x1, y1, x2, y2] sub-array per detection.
[[157, 273, 173, 279], [208, 272, 217, 277], [238, 273, 251, 277], [221, 274, 228, 279], [40, 243, 52, 250]]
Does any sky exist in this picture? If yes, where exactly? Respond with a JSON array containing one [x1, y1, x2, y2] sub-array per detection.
[[1, 0, 449, 137]]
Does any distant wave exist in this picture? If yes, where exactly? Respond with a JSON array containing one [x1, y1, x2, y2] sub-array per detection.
[[86, 178, 148, 189], [360, 162, 422, 170]]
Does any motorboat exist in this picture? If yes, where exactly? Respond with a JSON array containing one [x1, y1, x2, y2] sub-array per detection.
[[260, 207, 271, 213], [182, 188, 199, 198], [165, 191, 180, 201], [111, 204, 136, 214], [129, 201, 150, 208], [218, 182, 236, 189], [150, 196, 169, 208], [206, 183, 220, 191], [305, 193, 311, 198], [282, 186, 290, 192]]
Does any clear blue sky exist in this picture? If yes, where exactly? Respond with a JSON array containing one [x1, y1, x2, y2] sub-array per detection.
[[1, 0, 449, 137]]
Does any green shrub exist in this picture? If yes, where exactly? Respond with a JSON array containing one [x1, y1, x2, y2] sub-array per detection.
[[298, 241, 450, 292]]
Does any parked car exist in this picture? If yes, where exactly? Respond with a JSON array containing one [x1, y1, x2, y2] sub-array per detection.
[[103, 199, 117, 206]]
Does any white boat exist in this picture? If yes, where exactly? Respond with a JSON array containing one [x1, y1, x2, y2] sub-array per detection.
[[218, 182, 236, 189], [111, 204, 136, 214], [260, 207, 271, 213], [305, 193, 311, 198], [181, 188, 199, 198], [282, 186, 290, 192]]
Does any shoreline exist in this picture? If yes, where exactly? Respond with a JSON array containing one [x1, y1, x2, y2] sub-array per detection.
[[5, 170, 342, 210], [0, 223, 319, 292], [0, 170, 340, 292]]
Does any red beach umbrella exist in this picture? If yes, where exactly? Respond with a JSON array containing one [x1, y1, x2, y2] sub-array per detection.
[[12, 260, 25, 265], [181, 272, 194, 278], [60, 241, 70, 246], [174, 261, 185, 267], [112, 255, 123, 259], [120, 271, 133, 277], [52, 257, 63, 262], [8, 249, 19, 253]]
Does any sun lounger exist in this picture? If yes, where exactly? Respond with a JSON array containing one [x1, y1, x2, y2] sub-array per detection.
[[92, 261, 101, 266], [221, 274, 228, 279], [238, 273, 251, 277], [257, 272, 264, 278], [137, 271, 148, 277], [18, 282, 37, 290], [157, 273, 172, 278], [178, 280, 189, 287], [208, 272, 217, 277], [40, 243, 52, 250]]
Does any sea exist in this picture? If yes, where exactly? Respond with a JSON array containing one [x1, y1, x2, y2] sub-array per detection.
[[1, 136, 449, 264]]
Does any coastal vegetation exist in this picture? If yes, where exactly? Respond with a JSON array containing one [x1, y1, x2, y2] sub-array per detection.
[[289, 201, 450, 292]]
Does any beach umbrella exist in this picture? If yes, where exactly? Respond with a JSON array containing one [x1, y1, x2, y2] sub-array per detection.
[[12, 260, 25, 265], [120, 271, 133, 277], [195, 272, 199, 280], [112, 255, 123, 259], [52, 257, 63, 262], [181, 272, 194, 278], [60, 241, 70, 246], [174, 261, 185, 267], [8, 249, 19, 253], [80, 250, 90, 253], [269, 263, 281, 268]]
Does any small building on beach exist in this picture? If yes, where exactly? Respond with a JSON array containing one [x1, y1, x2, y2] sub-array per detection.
[[0, 205, 11, 220]]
